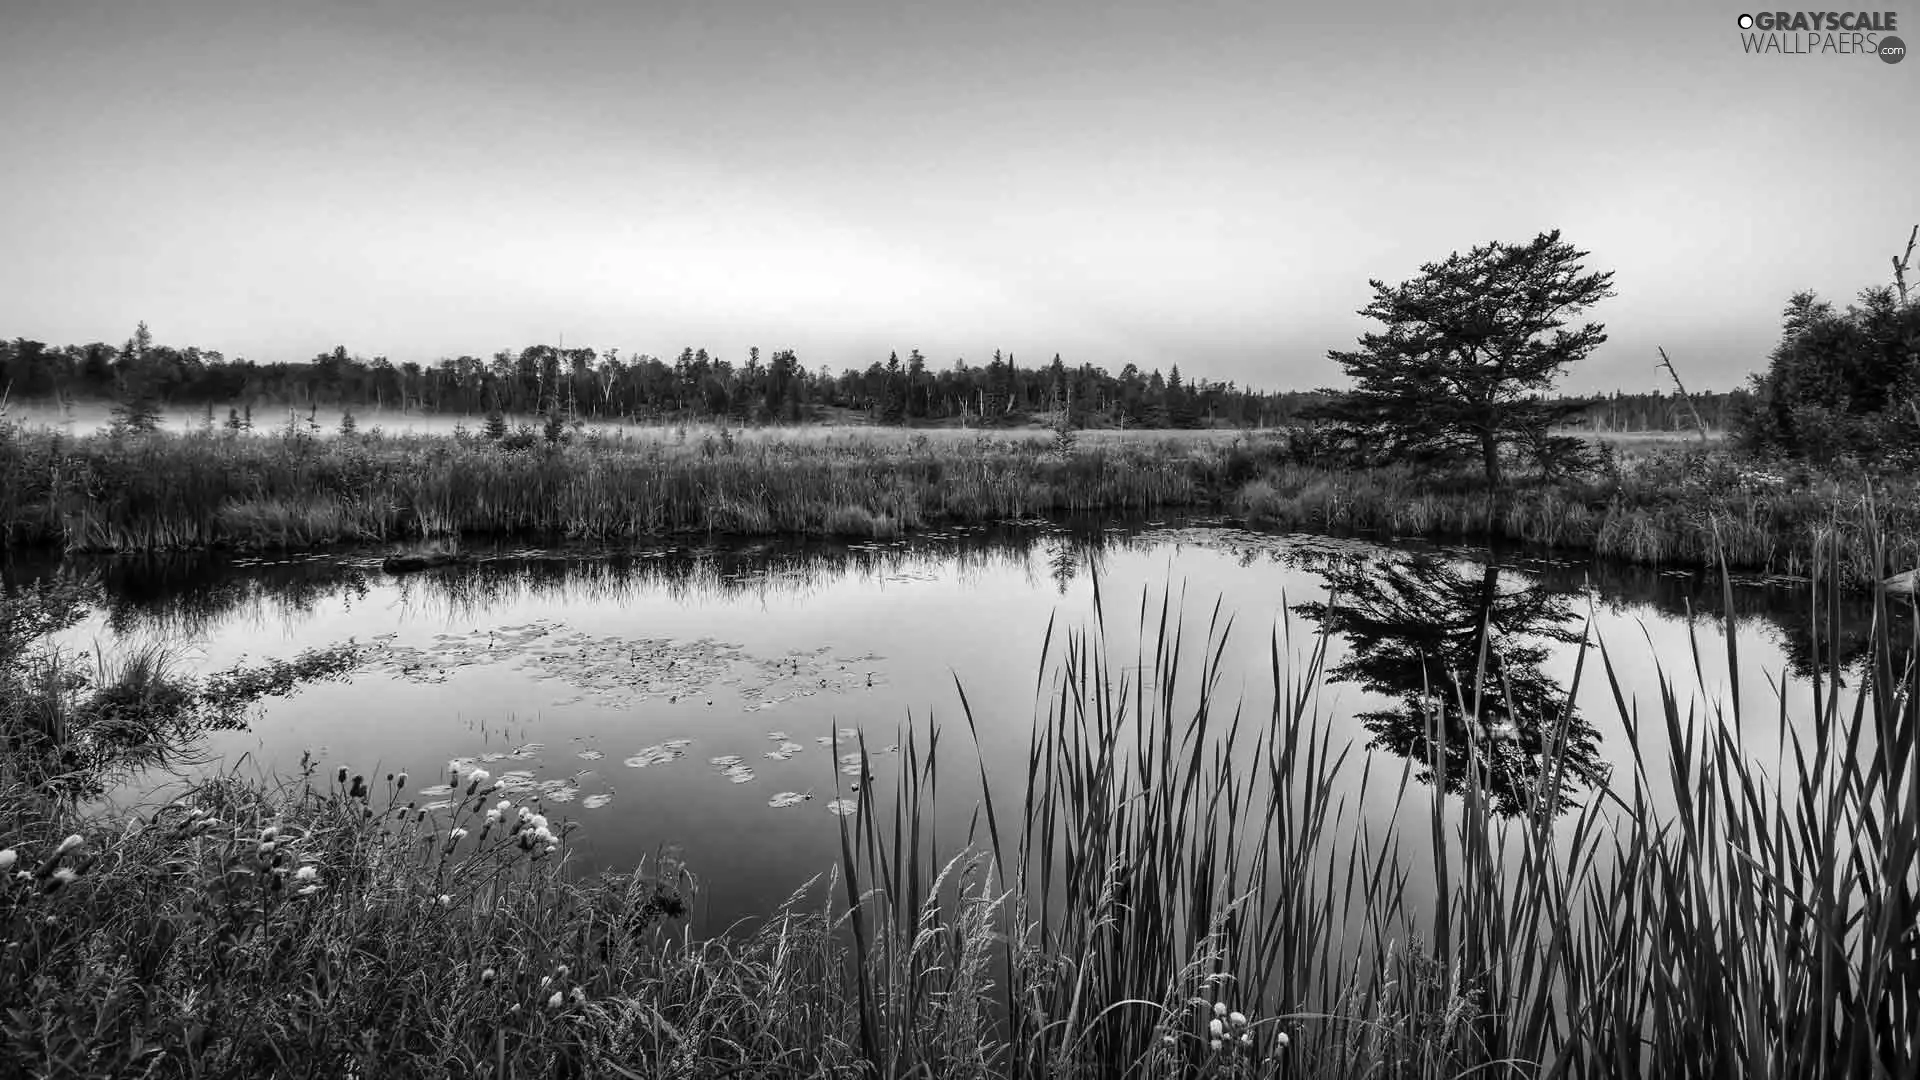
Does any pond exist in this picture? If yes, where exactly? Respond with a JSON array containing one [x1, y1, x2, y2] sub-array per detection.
[[3, 518, 1890, 932]]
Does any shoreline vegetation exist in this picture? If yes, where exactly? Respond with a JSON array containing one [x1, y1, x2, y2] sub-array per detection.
[[2, 539, 1916, 1076], [1, 419, 1915, 590]]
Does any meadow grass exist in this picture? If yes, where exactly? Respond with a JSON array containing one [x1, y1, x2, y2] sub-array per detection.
[[1, 422, 1915, 590], [3, 528, 1916, 1077]]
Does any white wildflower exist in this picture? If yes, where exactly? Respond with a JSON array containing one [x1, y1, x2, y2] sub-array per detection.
[[0, 850, 16, 872], [1209, 1018, 1225, 1037]]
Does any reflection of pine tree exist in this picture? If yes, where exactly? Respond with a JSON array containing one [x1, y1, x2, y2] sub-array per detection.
[[1294, 556, 1604, 817], [1046, 541, 1078, 595]]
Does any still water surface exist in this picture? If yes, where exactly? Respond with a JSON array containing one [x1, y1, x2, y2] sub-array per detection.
[[8, 519, 1887, 930]]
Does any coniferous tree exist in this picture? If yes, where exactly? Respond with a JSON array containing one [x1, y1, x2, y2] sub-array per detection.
[[1306, 229, 1613, 483]]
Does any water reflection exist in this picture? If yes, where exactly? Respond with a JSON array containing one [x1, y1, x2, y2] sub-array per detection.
[[4, 520, 1902, 828], [1292, 555, 1604, 817]]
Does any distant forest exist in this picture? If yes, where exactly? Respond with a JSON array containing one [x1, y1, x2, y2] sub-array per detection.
[[0, 327, 1749, 432]]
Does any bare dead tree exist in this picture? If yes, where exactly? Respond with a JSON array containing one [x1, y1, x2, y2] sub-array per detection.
[[1896, 224, 1917, 304], [1656, 347, 1711, 442]]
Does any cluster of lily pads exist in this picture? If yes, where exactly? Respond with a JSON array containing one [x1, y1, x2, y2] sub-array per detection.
[[357, 622, 891, 716]]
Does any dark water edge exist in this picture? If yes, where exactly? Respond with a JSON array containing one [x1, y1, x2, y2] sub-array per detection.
[[1, 512, 1890, 684]]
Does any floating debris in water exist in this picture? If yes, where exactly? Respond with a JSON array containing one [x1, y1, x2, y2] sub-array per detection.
[[765, 731, 790, 741], [417, 784, 454, 797], [768, 792, 809, 808], [581, 794, 613, 809], [708, 755, 743, 768], [577, 750, 604, 761], [837, 752, 863, 766], [826, 799, 858, 816], [544, 787, 578, 803]]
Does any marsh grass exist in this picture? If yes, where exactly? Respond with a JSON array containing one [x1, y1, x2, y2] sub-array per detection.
[[826, 525, 1920, 1077], [3, 425, 1915, 589]]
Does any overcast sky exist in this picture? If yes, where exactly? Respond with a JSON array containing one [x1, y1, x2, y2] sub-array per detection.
[[2, 0, 1913, 393]]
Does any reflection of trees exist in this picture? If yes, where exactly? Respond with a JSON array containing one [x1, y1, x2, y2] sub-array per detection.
[[1525, 557, 1910, 691], [1293, 556, 1605, 818], [1, 521, 1131, 637], [1045, 540, 1079, 596]]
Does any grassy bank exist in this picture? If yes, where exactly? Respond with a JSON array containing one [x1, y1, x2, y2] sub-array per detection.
[[3, 535, 1918, 1077], [1231, 448, 1920, 588], [1, 422, 1914, 588]]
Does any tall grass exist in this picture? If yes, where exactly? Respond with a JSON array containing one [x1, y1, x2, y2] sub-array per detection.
[[0, 426, 1242, 552], [830, 528, 1919, 1076], [5, 423, 1916, 590]]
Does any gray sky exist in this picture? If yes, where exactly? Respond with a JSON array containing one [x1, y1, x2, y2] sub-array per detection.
[[2, 0, 1913, 392]]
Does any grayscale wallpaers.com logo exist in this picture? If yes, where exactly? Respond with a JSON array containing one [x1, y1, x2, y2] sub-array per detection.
[[1736, 10, 1905, 61]]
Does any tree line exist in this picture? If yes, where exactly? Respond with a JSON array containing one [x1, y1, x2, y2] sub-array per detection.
[[0, 325, 1744, 433]]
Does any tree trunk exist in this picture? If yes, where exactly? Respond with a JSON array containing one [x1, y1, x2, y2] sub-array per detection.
[[1481, 430, 1502, 486]]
